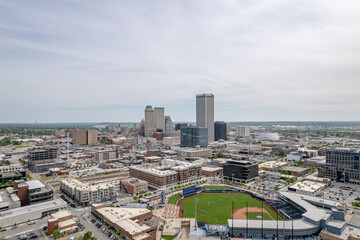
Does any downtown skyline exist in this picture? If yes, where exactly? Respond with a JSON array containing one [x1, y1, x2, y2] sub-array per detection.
[[1, 0, 360, 123]]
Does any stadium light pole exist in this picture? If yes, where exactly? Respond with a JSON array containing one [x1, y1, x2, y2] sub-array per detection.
[[261, 201, 264, 239], [246, 201, 248, 238], [232, 201, 234, 237], [194, 198, 199, 230]]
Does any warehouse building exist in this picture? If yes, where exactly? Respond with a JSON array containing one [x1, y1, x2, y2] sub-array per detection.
[[0, 199, 67, 228]]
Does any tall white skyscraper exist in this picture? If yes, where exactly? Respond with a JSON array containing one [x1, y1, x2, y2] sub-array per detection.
[[196, 93, 214, 142], [154, 107, 165, 132], [144, 105, 156, 137]]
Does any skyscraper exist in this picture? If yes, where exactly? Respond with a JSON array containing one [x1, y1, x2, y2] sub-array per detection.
[[196, 93, 214, 142], [214, 121, 227, 141], [144, 106, 155, 137], [165, 115, 174, 133], [154, 107, 165, 132]]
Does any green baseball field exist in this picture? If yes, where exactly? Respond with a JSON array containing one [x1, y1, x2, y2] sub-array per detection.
[[181, 193, 283, 225]]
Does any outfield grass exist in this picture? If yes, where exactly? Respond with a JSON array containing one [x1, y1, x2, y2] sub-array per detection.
[[162, 236, 176, 240], [246, 212, 273, 220], [168, 193, 182, 204], [202, 185, 234, 190], [181, 193, 282, 225]]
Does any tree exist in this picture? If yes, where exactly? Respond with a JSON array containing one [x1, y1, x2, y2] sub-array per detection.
[[53, 230, 60, 239], [5, 160, 11, 166], [84, 231, 92, 240], [109, 204, 115, 207]]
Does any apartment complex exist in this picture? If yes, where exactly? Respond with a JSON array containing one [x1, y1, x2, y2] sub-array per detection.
[[319, 148, 360, 184], [196, 93, 214, 142], [72, 129, 98, 145], [91, 204, 158, 240], [12, 180, 53, 206], [60, 179, 116, 206], [162, 159, 202, 183], [128, 165, 177, 188], [120, 178, 148, 195], [180, 126, 208, 148], [129, 159, 202, 188], [223, 160, 258, 183]]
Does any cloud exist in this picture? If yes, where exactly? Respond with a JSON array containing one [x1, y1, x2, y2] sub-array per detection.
[[0, 0, 360, 122]]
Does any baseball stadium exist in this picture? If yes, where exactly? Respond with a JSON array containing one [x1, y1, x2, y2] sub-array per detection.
[[165, 185, 349, 238]]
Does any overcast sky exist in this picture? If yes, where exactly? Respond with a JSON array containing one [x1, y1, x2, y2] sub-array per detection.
[[1, 0, 360, 123]]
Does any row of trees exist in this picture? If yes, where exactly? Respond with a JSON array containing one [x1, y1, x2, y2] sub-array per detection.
[[53, 230, 97, 240]]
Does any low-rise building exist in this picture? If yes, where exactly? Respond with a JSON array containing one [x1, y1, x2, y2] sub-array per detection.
[[0, 188, 21, 212], [91, 204, 158, 240], [177, 148, 212, 158], [201, 166, 223, 177], [281, 166, 308, 177], [13, 179, 53, 206], [288, 181, 326, 195], [301, 156, 326, 167], [47, 210, 77, 235], [0, 199, 67, 228], [60, 179, 116, 206], [120, 178, 148, 195], [258, 161, 287, 171], [0, 164, 22, 174]]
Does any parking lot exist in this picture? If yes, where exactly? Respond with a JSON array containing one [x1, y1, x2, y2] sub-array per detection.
[[80, 214, 122, 240], [4, 229, 47, 240], [322, 182, 360, 206]]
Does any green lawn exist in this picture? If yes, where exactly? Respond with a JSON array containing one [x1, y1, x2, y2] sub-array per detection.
[[202, 185, 234, 190], [181, 193, 282, 225], [162, 236, 176, 240], [14, 145, 31, 149], [246, 212, 273, 220], [168, 193, 182, 204]]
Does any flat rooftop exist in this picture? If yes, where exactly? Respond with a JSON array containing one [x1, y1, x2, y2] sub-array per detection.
[[0, 199, 66, 219]]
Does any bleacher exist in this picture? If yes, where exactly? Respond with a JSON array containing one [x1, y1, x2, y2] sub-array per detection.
[[183, 185, 197, 198], [265, 198, 304, 220]]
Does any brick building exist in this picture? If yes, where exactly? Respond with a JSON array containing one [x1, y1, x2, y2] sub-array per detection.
[[47, 210, 77, 235], [128, 166, 177, 188], [319, 148, 360, 184], [120, 178, 148, 195], [13, 180, 53, 206], [91, 204, 158, 240], [72, 129, 98, 145]]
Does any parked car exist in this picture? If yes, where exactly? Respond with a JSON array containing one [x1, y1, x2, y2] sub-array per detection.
[[28, 220, 36, 225], [42, 226, 48, 231], [28, 233, 38, 239]]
